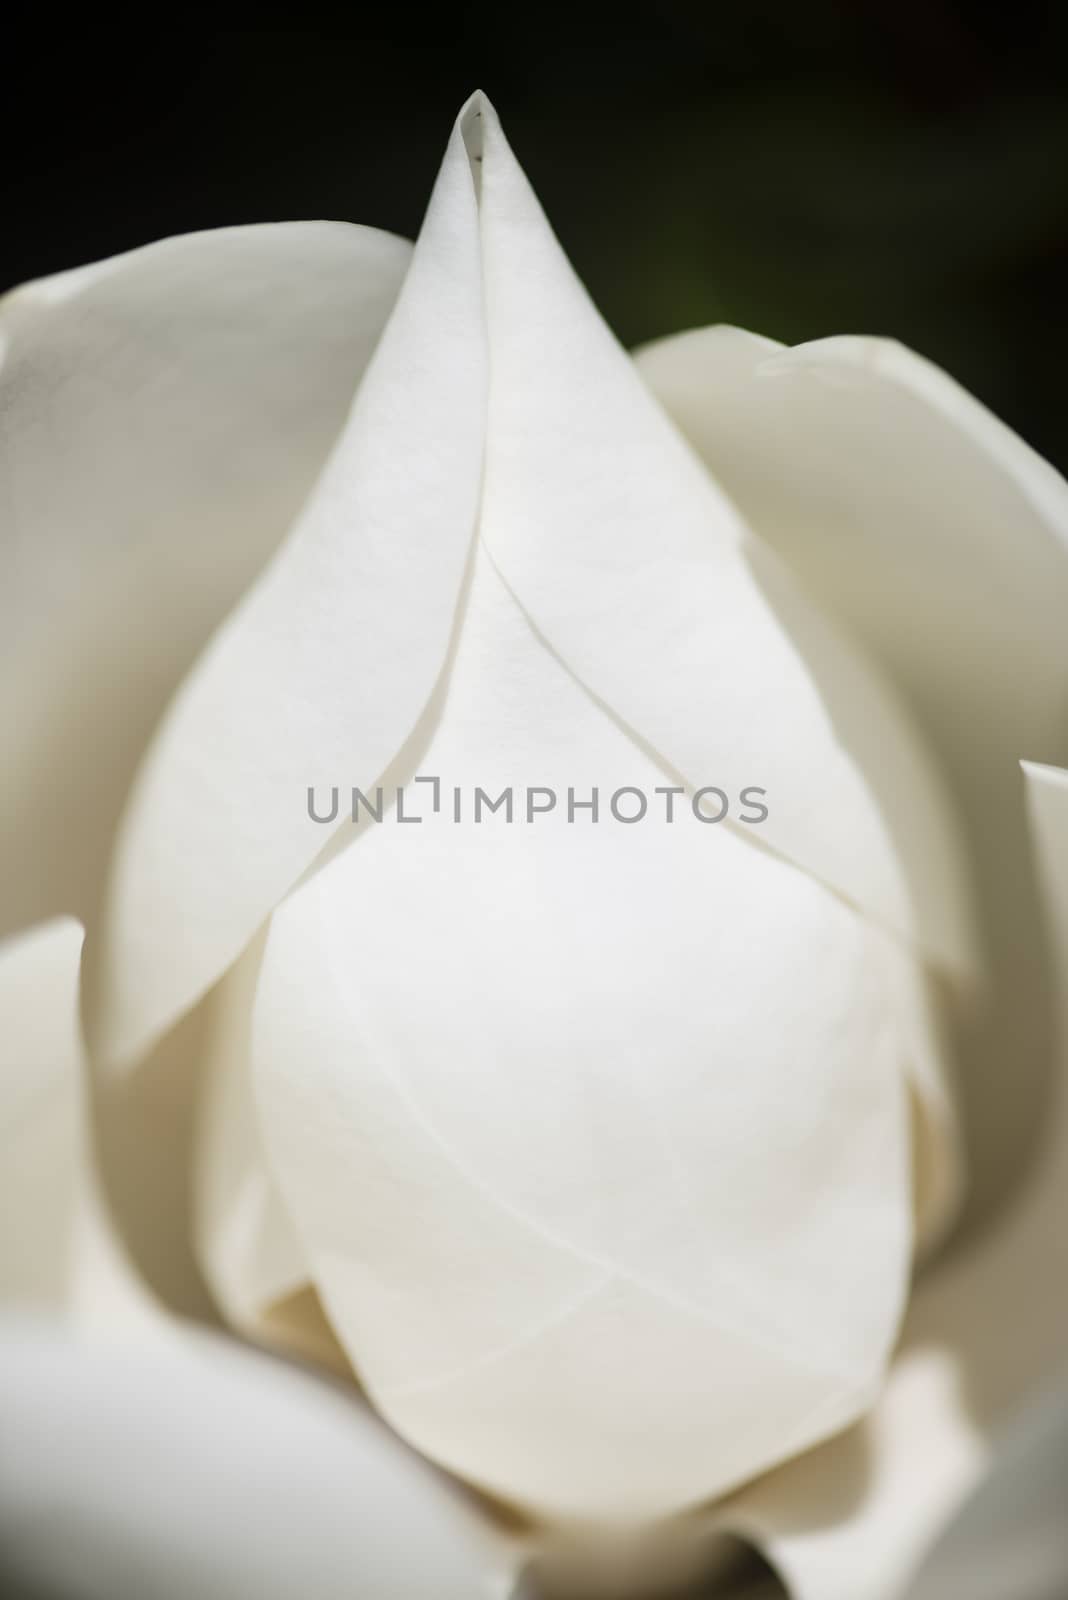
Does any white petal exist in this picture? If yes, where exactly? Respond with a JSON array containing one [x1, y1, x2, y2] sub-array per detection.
[[94, 133, 486, 1068], [193, 933, 314, 1342], [474, 108, 975, 983], [0, 1320, 508, 1600], [96, 98, 977, 1072], [249, 547, 914, 1522], [634, 332, 1068, 742], [635, 326, 1068, 1225], [1, 222, 410, 947], [85, 93, 978, 1527], [0, 918, 84, 1304], [91, 994, 232, 1320], [179, 92, 981, 1525], [0, 919, 168, 1331], [720, 761, 1068, 1600]]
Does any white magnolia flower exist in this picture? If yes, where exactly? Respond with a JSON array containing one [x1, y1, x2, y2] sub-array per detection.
[[1, 92, 1066, 1598]]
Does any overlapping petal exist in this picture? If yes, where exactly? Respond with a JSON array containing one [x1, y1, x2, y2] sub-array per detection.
[[0, 917, 169, 1330], [473, 108, 975, 985], [93, 130, 486, 1069], [175, 94, 985, 1525], [243, 544, 914, 1521], [94, 96, 978, 1078], [192, 932, 321, 1352], [5, 86, 1054, 1596], [636, 327, 1068, 1225], [720, 763, 1068, 1600], [0, 1321, 505, 1600], [1, 222, 410, 950], [0, 918, 84, 1304]]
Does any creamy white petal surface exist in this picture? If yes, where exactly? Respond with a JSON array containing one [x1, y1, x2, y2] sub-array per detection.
[[245, 540, 920, 1521], [0, 916, 197, 1332], [95, 129, 487, 1067], [0, 918, 83, 1303], [95, 95, 976, 1076], [6, 85, 1062, 1600], [0, 222, 410, 949], [720, 762, 1068, 1600], [0, 1321, 507, 1600], [472, 108, 974, 987], [193, 932, 312, 1343], [155, 94, 980, 1525], [636, 327, 1068, 1225]]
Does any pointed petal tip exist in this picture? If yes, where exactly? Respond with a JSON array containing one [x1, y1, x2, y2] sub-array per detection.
[[456, 89, 503, 144]]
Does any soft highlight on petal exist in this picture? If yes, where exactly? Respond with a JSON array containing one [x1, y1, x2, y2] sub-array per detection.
[[92, 132, 486, 1071], [1, 222, 410, 948], [193, 932, 315, 1345], [0, 1321, 507, 1600], [247, 546, 914, 1522], [636, 325, 1068, 1228], [0, 918, 84, 1303], [474, 107, 976, 985], [179, 93, 984, 1525]]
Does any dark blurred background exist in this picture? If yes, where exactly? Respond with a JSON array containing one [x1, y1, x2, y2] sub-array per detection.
[[5, 7, 1068, 466]]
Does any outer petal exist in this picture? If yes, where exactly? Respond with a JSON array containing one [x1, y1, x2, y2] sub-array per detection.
[[0, 919, 83, 1303], [720, 762, 1068, 1600], [0, 1321, 508, 1600], [247, 548, 914, 1523], [185, 93, 984, 1523], [0, 918, 176, 1330], [636, 327, 1068, 1224], [472, 107, 975, 985], [1, 221, 410, 946], [93, 124, 487, 1069], [95, 96, 977, 1075]]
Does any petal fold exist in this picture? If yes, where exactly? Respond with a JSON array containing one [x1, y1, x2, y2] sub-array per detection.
[[636, 325, 1068, 1224], [475, 110, 976, 983], [93, 139, 485, 1068], [720, 761, 1068, 1600], [247, 548, 913, 1522], [1, 222, 410, 948], [0, 918, 84, 1304]]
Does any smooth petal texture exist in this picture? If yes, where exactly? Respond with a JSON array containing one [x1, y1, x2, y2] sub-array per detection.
[[94, 126, 487, 1068], [636, 326, 1068, 1224], [0, 1321, 509, 1600], [186, 94, 988, 1522], [0, 918, 83, 1303], [0, 919, 171, 1332], [193, 932, 316, 1345], [472, 107, 975, 985], [95, 94, 978, 1076], [246, 547, 914, 1523], [720, 762, 1068, 1600], [1, 221, 410, 947]]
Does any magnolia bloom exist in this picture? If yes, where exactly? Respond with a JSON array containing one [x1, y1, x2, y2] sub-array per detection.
[[2, 91, 1067, 1599]]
